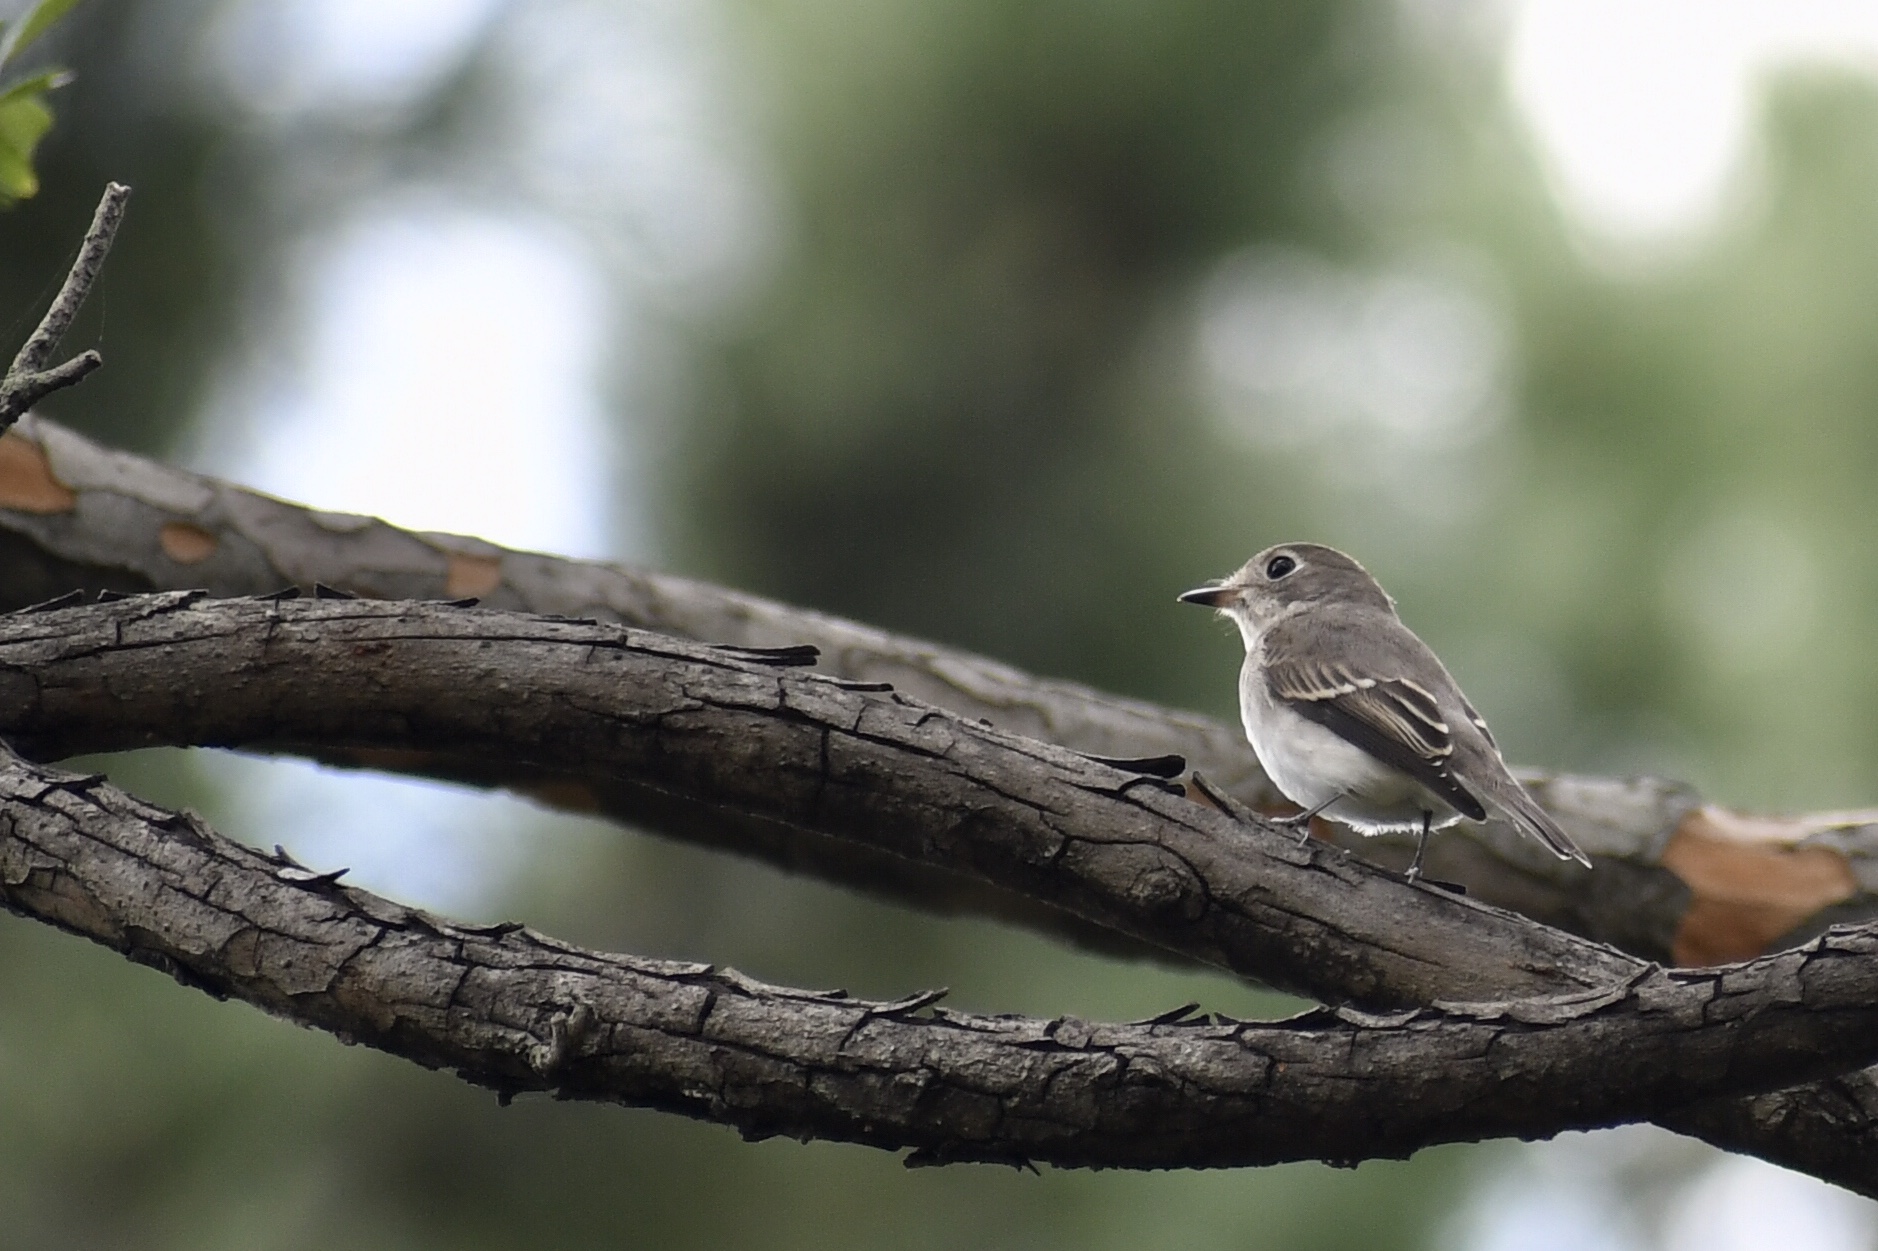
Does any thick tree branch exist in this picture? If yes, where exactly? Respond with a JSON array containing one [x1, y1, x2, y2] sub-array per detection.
[[7, 592, 1878, 1189], [0, 185, 128, 428], [0, 187, 1868, 1185], [0, 593, 1637, 1008], [1, 427, 1877, 1186], [0, 417, 1868, 976], [8, 743, 1878, 1170]]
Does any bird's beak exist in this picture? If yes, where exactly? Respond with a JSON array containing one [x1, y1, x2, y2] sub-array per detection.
[[1178, 584, 1237, 608]]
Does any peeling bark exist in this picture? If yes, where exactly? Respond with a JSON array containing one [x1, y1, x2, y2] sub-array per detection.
[[1, 418, 1872, 974], [6, 746, 1878, 1171], [2, 592, 1878, 1190], [3, 423, 1878, 1188], [0, 593, 1637, 1009], [0, 163, 1873, 1189]]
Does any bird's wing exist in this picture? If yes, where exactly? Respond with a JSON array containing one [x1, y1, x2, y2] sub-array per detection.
[[1458, 694, 1497, 750], [1262, 622, 1487, 821]]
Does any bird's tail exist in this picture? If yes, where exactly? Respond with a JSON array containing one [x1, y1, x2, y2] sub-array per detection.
[[1500, 784, 1593, 868]]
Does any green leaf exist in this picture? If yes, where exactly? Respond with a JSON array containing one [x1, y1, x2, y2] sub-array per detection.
[[0, 65, 71, 110], [0, 0, 84, 69], [0, 89, 53, 205]]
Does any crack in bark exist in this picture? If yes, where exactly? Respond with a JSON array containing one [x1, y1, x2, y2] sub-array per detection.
[[0, 592, 1872, 1183]]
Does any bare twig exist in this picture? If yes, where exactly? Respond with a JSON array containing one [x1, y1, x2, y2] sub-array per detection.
[[0, 182, 130, 428]]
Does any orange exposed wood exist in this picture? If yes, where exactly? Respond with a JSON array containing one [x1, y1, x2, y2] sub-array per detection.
[[446, 552, 502, 598], [158, 522, 217, 564], [1664, 805, 1860, 966], [0, 433, 76, 513]]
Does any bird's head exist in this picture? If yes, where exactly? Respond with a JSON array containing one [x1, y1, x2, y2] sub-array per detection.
[[1178, 542, 1395, 638]]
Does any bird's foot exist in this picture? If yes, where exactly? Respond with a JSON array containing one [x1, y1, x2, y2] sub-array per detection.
[[1268, 794, 1341, 847], [1267, 809, 1319, 849]]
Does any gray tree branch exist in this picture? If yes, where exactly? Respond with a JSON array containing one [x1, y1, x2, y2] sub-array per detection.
[[0, 189, 1868, 1185], [7, 739, 1878, 1171], [2, 416, 1870, 975], [0, 591, 1875, 1190], [0, 592, 1637, 1008], [0, 185, 128, 428]]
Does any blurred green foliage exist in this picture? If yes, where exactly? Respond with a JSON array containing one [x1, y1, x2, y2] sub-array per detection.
[[6, 0, 1878, 1245], [0, 0, 248, 454], [0, 69, 60, 202], [679, 0, 1397, 706], [0, 0, 84, 205]]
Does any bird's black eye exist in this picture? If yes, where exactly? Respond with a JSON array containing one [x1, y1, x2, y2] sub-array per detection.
[[1265, 554, 1297, 580]]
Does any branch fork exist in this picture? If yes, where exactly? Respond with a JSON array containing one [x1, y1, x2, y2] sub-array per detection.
[[0, 181, 128, 427], [2, 184, 1878, 1188]]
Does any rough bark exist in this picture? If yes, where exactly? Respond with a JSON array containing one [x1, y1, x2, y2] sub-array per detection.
[[0, 183, 1873, 1186], [0, 592, 1638, 1008], [1, 417, 1873, 975], [6, 422, 1878, 1187], [8, 745, 1878, 1171], [7, 592, 1878, 1190], [1663, 1074, 1878, 1192]]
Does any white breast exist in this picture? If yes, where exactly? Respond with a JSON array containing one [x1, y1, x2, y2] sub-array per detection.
[[1237, 656, 1461, 835]]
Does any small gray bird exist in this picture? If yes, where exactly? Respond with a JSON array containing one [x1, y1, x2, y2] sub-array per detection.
[[1179, 542, 1591, 882]]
